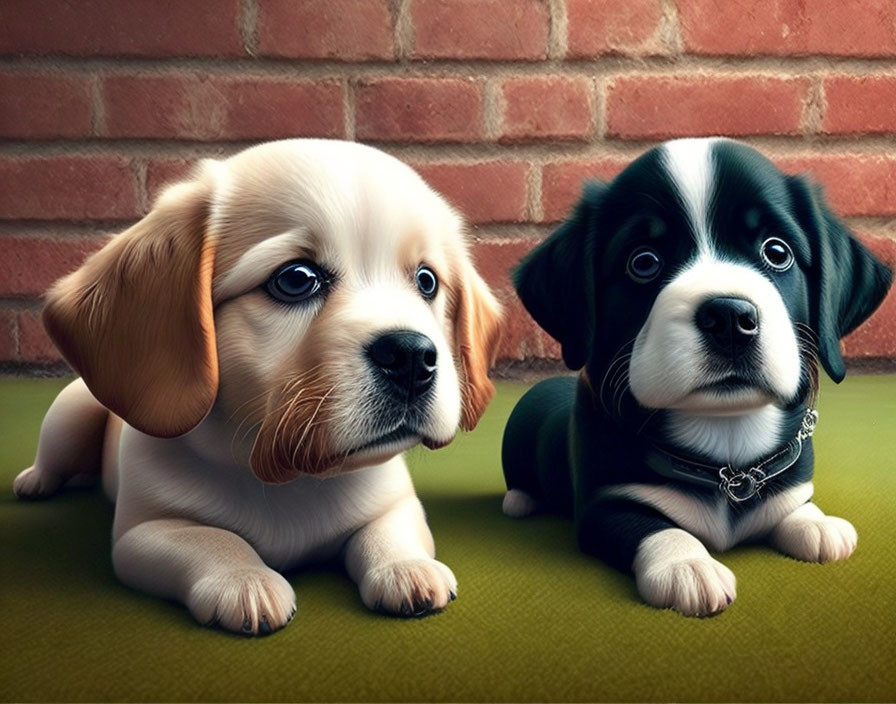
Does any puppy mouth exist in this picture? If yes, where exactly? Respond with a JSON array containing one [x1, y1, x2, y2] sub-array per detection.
[[677, 373, 777, 414], [346, 422, 452, 457], [694, 375, 760, 394], [349, 425, 421, 455]]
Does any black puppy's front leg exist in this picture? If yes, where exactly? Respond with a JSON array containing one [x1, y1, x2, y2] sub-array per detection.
[[577, 498, 737, 617]]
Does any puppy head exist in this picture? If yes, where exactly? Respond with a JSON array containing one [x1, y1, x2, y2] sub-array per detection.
[[516, 138, 891, 416], [43, 139, 501, 482]]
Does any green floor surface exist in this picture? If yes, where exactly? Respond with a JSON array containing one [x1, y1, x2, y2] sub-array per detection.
[[1, 376, 894, 702]]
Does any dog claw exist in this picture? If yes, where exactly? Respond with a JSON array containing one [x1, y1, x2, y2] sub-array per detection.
[[412, 599, 433, 616]]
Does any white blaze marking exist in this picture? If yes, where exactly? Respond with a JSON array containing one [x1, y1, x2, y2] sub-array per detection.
[[661, 138, 723, 255]]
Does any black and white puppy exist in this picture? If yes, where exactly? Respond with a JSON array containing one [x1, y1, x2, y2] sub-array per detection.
[[501, 138, 892, 617]]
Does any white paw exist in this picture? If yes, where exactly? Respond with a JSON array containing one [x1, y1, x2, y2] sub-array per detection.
[[360, 558, 457, 616], [502, 488, 537, 518], [187, 567, 296, 636], [637, 555, 737, 617], [13, 466, 62, 500], [634, 528, 736, 617], [774, 514, 857, 563]]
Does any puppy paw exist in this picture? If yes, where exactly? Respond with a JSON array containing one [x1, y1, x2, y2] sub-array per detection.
[[13, 466, 62, 500], [772, 512, 857, 563], [634, 529, 736, 617], [360, 558, 457, 617], [502, 489, 538, 518], [187, 567, 296, 636]]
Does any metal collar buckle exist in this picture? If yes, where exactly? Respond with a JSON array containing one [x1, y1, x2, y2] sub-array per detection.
[[717, 408, 818, 503]]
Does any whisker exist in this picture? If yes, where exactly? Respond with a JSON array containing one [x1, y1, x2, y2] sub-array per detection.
[[598, 339, 637, 418]]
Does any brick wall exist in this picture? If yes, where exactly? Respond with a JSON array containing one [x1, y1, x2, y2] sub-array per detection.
[[1, 0, 895, 372]]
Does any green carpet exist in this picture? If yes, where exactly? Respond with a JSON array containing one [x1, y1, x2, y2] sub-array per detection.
[[1, 376, 894, 702]]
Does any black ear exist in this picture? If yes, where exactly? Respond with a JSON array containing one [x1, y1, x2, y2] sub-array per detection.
[[787, 176, 893, 382], [513, 182, 605, 369]]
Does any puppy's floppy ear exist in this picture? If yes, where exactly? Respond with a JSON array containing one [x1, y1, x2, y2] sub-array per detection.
[[787, 175, 893, 382], [453, 262, 503, 431], [42, 169, 219, 437], [513, 181, 605, 370]]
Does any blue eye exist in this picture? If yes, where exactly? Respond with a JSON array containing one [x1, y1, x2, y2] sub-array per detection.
[[416, 265, 438, 299], [627, 247, 662, 283], [266, 260, 328, 303]]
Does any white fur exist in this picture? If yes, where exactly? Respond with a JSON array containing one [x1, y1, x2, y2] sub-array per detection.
[[502, 488, 538, 518], [14, 140, 493, 635], [633, 528, 736, 617], [604, 481, 814, 552], [629, 256, 802, 411], [770, 501, 857, 563], [661, 138, 722, 254], [666, 405, 784, 468]]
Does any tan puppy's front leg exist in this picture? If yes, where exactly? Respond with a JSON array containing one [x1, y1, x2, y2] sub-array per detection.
[[770, 501, 857, 563], [344, 495, 457, 617], [113, 519, 295, 635]]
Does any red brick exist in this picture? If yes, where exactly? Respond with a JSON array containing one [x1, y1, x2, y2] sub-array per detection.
[[18, 309, 62, 364], [843, 234, 896, 359], [497, 294, 562, 361], [0, 307, 16, 362], [777, 154, 896, 217], [541, 157, 631, 222], [412, 0, 549, 60], [258, 0, 394, 60], [146, 159, 199, 205], [0, 157, 139, 221], [500, 76, 593, 142], [470, 238, 560, 360], [412, 161, 530, 223], [355, 78, 483, 143], [607, 75, 809, 139], [0, 235, 107, 298], [822, 76, 896, 135], [0, 0, 243, 57], [220, 80, 344, 140], [566, 0, 666, 57], [0, 73, 92, 138], [680, 0, 896, 57], [101, 74, 344, 140]]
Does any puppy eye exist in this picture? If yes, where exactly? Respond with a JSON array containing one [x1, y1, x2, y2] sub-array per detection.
[[266, 260, 327, 303], [627, 247, 663, 283], [760, 237, 794, 272], [415, 265, 439, 299]]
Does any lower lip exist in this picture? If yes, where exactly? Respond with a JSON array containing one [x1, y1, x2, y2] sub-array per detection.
[[423, 436, 452, 450], [351, 429, 418, 455], [699, 379, 756, 393]]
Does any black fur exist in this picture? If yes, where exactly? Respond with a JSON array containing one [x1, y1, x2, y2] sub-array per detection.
[[502, 140, 892, 575]]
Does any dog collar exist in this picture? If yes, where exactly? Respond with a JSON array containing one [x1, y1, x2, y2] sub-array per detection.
[[645, 408, 819, 503]]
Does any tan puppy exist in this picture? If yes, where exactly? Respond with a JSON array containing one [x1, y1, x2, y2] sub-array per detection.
[[14, 139, 502, 635]]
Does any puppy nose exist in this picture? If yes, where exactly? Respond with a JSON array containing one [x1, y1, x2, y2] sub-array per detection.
[[366, 331, 437, 401], [695, 297, 759, 356]]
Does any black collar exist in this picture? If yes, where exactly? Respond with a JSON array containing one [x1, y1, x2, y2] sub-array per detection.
[[644, 409, 818, 503]]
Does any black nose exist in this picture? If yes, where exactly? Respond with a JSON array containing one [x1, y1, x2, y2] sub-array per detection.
[[366, 331, 437, 401], [695, 297, 759, 357]]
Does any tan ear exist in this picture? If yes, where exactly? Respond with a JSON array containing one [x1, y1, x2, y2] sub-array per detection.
[[454, 266, 503, 431], [42, 176, 218, 438]]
